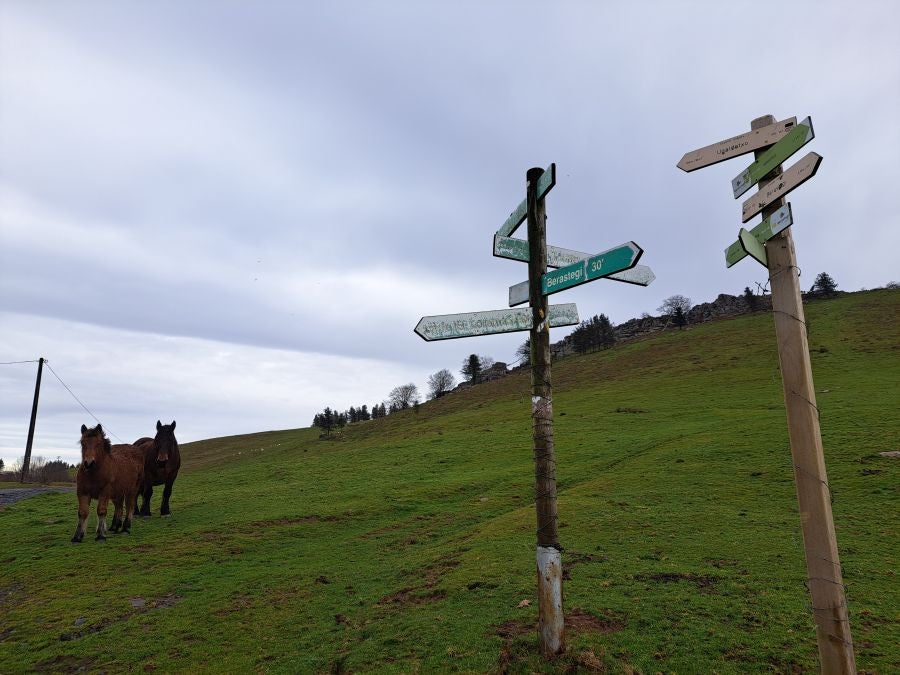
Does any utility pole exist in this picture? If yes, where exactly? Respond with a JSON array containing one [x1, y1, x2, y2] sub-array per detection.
[[22, 357, 44, 483], [526, 167, 564, 656]]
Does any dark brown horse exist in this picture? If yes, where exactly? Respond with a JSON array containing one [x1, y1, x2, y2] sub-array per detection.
[[134, 420, 181, 517], [72, 424, 144, 543]]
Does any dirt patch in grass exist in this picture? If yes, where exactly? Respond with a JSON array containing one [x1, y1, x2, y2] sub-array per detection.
[[377, 587, 447, 607], [0, 581, 25, 609], [566, 608, 626, 634], [33, 654, 97, 673], [494, 609, 623, 672], [634, 571, 720, 593]]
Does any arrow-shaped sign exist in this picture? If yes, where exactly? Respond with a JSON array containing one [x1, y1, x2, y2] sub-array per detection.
[[731, 117, 815, 198], [741, 152, 822, 223], [677, 117, 798, 172], [495, 234, 656, 284], [496, 164, 556, 238], [414, 303, 579, 341], [508, 265, 655, 306], [541, 242, 642, 296], [738, 228, 768, 267], [725, 203, 793, 267]]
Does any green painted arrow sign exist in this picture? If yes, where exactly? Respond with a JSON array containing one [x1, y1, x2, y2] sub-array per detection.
[[414, 303, 579, 341], [496, 164, 556, 237], [508, 264, 655, 306], [541, 242, 642, 296], [725, 203, 793, 268], [732, 117, 814, 198], [738, 228, 767, 267]]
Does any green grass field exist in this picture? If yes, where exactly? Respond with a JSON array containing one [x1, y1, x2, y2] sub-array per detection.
[[2, 290, 897, 673]]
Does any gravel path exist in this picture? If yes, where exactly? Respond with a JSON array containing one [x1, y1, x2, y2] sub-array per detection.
[[0, 486, 75, 508]]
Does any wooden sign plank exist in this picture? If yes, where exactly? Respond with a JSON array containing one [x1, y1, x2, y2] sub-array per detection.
[[731, 117, 814, 198], [677, 117, 797, 172], [508, 264, 655, 306], [496, 164, 556, 237], [725, 203, 793, 267], [414, 303, 578, 341], [739, 227, 767, 267], [741, 152, 822, 223], [541, 242, 642, 296]]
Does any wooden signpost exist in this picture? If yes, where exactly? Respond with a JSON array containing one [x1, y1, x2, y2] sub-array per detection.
[[415, 164, 652, 658], [679, 115, 856, 674], [414, 304, 579, 341]]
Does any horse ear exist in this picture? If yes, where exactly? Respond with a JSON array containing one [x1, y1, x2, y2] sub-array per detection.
[[97, 424, 103, 433], [171, 420, 176, 429], [81, 424, 87, 434], [157, 420, 162, 430]]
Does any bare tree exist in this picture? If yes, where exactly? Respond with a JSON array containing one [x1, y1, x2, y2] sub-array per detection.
[[657, 294, 692, 317], [389, 383, 420, 410], [427, 369, 456, 399]]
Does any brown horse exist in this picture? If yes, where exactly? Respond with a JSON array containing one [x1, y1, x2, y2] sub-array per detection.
[[134, 420, 181, 517], [72, 424, 144, 543]]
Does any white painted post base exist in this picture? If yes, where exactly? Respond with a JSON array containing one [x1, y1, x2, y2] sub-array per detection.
[[536, 545, 564, 656]]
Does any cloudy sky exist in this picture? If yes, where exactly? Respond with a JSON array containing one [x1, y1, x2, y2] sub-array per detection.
[[2, 1, 898, 467]]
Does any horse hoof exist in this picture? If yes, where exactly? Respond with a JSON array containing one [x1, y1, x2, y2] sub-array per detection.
[[95, 535, 107, 542], [161, 513, 172, 518], [71, 537, 82, 544]]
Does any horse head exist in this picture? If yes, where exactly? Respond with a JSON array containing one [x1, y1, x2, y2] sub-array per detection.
[[154, 420, 177, 468], [79, 423, 111, 470]]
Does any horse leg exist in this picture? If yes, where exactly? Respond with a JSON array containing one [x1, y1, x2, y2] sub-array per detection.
[[122, 491, 136, 534], [160, 479, 174, 517], [95, 496, 109, 541], [71, 494, 89, 543], [139, 484, 154, 517], [110, 495, 123, 533]]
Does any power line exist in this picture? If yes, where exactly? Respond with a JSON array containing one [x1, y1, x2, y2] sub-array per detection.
[[43, 361, 126, 444], [0, 360, 40, 365]]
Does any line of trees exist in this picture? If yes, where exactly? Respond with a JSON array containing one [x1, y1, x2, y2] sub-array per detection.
[[310, 277, 858, 438], [2, 455, 74, 483], [570, 314, 616, 354]]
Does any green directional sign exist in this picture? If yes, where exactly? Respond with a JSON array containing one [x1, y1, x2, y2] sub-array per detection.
[[725, 203, 793, 267], [541, 242, 642, 296], [738, 228, 767, 267], [732, 117, 814, 198], [496, 164, 556, 237]]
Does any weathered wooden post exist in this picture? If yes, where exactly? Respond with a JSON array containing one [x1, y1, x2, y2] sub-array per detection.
[[22, 356, 44, 483], [415, 163, 651, 659], [526, 167, 563, 656], [679, 115, 855, 673], [751, 115, 856, 674]]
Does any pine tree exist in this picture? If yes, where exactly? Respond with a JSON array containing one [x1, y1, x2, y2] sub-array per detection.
[[810, 272, 838, 295], [673, 306, 687, 328], [461, 354, 482, 383], [743, 286, 758, 311]]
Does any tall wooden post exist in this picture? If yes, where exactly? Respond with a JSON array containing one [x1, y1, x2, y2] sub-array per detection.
[[753, 115, 856, 673], [22, 356, 44, 483], [526, 167, 564, 656]]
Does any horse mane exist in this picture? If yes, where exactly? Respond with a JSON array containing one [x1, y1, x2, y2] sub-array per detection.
[[81, 425, 112, 454]]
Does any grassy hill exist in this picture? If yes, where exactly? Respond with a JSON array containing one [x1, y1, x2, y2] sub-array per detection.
[[1, 290, 897, 673]]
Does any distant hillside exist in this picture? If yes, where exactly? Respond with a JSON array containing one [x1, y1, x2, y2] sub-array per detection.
[[2, 289, 898, 673]]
